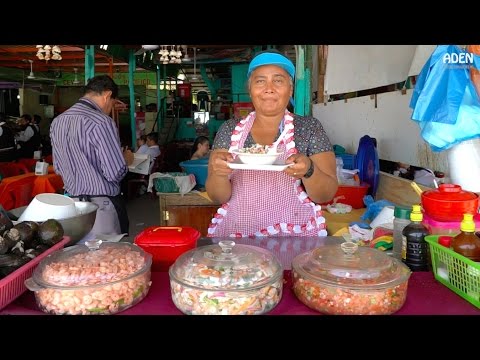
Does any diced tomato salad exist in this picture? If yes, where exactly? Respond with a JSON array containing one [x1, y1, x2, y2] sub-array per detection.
[[292, 270, 408, 315]]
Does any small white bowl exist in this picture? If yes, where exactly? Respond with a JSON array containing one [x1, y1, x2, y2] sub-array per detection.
[[231, 149, 283, 165], [18, 193, 77, 222]]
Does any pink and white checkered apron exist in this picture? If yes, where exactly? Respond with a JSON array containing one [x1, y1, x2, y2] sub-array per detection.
[[207, 110, 327, 238]]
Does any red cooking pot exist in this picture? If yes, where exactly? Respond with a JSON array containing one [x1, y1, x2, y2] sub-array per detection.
[[421, 184, 479, 222]]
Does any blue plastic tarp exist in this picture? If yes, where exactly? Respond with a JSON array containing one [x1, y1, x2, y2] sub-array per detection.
[[410, 45, 480, 151]]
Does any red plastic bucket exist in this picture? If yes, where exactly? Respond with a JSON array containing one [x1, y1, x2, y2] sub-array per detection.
[[321, 183, 370, 209]]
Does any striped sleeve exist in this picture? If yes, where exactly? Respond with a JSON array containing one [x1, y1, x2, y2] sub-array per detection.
[[88, 117, 128, 183]]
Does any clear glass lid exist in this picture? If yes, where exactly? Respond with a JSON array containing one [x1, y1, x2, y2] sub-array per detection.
[[292, 241, 411, 289], [32, 239, 152, 288], [169, 240, 282, 290]]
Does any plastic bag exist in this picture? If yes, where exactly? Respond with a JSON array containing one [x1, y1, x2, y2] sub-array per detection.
[[149, 172, 196, 195], [410, 45, 480, 151], [360, 195, 395, 222], [410, 45, 473, 125]]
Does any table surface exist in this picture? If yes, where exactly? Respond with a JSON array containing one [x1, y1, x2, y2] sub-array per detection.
[[2, 270, 479, 315]]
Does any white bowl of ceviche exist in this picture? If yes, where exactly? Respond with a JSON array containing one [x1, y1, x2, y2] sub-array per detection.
[[231, 144, 283, 165], [169, 240, 283, 315]]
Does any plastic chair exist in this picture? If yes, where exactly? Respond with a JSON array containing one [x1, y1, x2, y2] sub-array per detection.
[[0, 174, 36, 210], [44, 154, 53, 164], [0, 162, 30, 178], [127, 149, 166, 200], [11, 180, 35, 209]]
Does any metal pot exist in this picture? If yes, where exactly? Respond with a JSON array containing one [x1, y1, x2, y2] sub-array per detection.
[[10, 201, 98, 246], [421, 184, 479, 222]]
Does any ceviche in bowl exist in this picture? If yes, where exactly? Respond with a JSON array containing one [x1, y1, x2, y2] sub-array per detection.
[[25, 239, 152, 315], [169, 240, 283, 315], [231, 144, 283, 165], [291, 241, 411, 315]]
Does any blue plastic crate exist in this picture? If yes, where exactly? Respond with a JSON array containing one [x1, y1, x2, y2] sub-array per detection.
[[338, 153, 357, 170]]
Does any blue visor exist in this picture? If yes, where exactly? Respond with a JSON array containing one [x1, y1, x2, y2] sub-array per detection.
[[247, 52, 295, 80]]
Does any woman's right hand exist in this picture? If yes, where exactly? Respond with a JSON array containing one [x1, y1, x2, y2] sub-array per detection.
[[208, 150, 234, 177]]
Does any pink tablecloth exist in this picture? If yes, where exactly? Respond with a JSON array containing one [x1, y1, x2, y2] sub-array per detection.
[[1, 271, 479, 315]]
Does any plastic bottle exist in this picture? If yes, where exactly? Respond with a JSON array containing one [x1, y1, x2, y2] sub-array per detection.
[[451, 213, 480, 299], [335, 157, 344, 184], [402, 204, 430, 271], [451, 213, 480, 262], [392, 206, 411, 260]]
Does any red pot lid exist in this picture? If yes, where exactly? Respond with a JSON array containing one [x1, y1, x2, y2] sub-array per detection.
[[422, 184, 479, 201]]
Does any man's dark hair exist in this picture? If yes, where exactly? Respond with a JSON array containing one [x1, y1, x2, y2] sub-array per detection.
[[146, 132, 158, 144], [33, 114, 42, 125], [83, 75, 119, 99]]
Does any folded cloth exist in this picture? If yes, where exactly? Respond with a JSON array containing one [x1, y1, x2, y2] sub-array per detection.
[[348, 224, 373, 242]]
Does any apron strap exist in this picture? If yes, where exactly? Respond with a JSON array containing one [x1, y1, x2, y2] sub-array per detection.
[[72, 194, 129, 235]]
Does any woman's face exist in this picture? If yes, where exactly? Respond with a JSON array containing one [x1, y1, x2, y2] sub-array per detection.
[[248, 65, 293, 117], [199, 141, 210, 155]]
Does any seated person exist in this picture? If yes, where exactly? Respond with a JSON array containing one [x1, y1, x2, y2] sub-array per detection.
[[136, 135, 148, 154], [15, 114, 41, 158], [145, 132, 161, 173], [121, 132, 161, 198], [191, 136, 210, 160], [0, 112, 17, 162]]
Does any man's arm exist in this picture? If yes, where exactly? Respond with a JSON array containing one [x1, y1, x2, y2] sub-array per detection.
[[90, 119, 128, 183], [15, 126, 34, 143]]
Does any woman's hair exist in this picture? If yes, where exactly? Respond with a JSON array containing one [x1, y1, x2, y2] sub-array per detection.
[[138, 135, 147, 143], [191, 136, 209, 156]]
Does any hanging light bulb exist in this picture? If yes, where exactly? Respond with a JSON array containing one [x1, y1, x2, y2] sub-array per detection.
[[36, 45, 62, 61], [158, 45, 184, 65]]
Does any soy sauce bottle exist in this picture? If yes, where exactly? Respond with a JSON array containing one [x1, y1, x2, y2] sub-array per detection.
[[402, 204, 430, 271]]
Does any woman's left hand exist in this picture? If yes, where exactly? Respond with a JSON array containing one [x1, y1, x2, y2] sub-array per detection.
[[284, 153, 312, 179]]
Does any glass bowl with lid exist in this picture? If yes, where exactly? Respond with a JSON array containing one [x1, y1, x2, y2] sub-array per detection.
[[25, 239, 152, 315], [169, 240, 283, 315], [291, 241, 411, 315]]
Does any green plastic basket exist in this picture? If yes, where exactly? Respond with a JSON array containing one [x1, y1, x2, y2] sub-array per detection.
[[425, 235, 480, 309]]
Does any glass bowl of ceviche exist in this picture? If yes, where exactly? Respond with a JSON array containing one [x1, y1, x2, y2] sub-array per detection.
[[25, 240, 152, 315], [169, 240, 283, 315], [291, 241, 411, 315], [231, 144, 283, 165]]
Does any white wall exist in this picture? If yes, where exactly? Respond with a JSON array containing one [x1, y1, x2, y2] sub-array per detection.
[[322, 45, 436, 96], [324, 46, 417, 95], [312, 88, 450, 174]]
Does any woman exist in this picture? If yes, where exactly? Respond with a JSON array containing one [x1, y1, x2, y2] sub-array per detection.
[[191, 136, 210, 160], [206, 51, 338, 238]]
